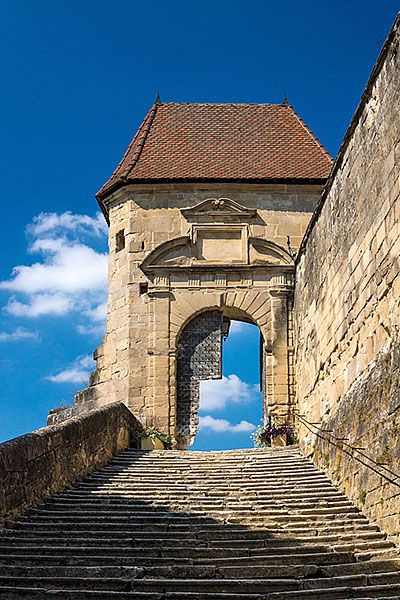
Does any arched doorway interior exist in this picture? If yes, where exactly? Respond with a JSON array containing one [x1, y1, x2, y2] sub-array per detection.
[[176, 310, 265, 449]]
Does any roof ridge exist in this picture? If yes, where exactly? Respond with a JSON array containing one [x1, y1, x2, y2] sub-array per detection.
[[100, 101, 158, 187], [157, 101, 284, 107], [286, 103, 334, 163], [119, 101, 159, 180]]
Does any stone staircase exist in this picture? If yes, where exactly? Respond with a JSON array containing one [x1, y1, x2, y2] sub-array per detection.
[[0, 446, 399, 599]]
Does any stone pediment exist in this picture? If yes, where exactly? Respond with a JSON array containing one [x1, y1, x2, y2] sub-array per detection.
[[181, 198, 257, 221], [141, 236, 192, 270], [141, 234, 292, 271], [249, 237, 292, 266]]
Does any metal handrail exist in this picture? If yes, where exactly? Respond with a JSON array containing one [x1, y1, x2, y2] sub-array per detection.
[[289, 410, 400, 490]]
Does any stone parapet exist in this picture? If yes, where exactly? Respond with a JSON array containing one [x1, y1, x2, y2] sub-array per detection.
[[0, 402, 143, 526]]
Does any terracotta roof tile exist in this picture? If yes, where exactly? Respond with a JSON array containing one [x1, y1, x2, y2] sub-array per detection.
[[97, 102, 333, 202]]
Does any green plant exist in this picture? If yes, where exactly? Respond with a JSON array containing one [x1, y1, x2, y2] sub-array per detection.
[[251, 421, 298, 447], [141, 426, 172, 449], [359, 489, 367, 505]]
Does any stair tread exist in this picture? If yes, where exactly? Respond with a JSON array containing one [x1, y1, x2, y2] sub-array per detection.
[[0, 446, 398, 597]]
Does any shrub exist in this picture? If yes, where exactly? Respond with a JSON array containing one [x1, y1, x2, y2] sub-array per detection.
[[251, 422, 298, 447]]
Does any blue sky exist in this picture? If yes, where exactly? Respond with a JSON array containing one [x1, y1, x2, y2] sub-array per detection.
[[0, 1, 398, 445]]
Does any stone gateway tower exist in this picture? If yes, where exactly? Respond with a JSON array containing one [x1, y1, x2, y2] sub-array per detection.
[[5, 19, 397, 563], [50, 101, 332, 447]]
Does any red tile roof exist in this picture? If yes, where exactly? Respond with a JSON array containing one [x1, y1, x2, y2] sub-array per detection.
[[97, 101, 333, 203]]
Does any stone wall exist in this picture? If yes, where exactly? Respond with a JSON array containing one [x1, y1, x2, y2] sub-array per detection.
[[1, 402, 143, 526], [294, 17, 400, 543]]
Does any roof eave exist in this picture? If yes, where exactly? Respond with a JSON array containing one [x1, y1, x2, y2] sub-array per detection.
[[96, 176, 329, 222]]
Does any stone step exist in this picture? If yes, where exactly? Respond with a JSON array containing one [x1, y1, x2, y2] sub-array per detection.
[[15, 518, 371, 533], [56, 491, 349, 502], [42, 500, 356, 513], [64, 487, 343, 496], [68, 486, 339, 496], [0, 550, 357, 567], [53, 492, 349, 503], [0, 542, 374, 558], [28, 504, 361, 518], [0, 537, 330, 551], [2, 559, 399, 580], [66, 478, 341, 488], [1, 591, 231, 600], [0, 531, 386, 547], [96, 469, 321, 478], [267, 583, 400, 599], [1, 575, 400, 595], [85, 471, 325, 481], [108, 461, 306, 470], [0, 576, 334, 593], [0, 588, 264, 599], [59, 483, 344, 493], [118, 448, 299, 456], [2, 522, 381, 539], [99, 457, 316, 465], [0, 591, 165, 600], [18, 514, 369, 529], [61, 494, 352, 504], [0, 446, 397, 597], [39, 494, 355, 505], [63, 480, 340, 489], [78, 469, 331, 478], [104, 454, 309, 461], [18, 511, 366, 527], [0, 541, 390, 556]]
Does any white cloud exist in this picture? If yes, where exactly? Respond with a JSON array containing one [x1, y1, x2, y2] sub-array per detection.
[[46, 354, 94, 384], [0, 327, 39, 342], [6, 294, 73, 317], [199, 415, 256, 433], [77, 323, 106, 336], [28, 212, 106, 238], [228, 320, 248, 334], [0, 212, 108, 330], [83, 301, 108, 322], [0, 242, 107, 295], [200, 374, 259, 412]]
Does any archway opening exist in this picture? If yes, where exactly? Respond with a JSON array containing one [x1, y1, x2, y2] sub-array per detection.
[[191, 319, 263, 451]]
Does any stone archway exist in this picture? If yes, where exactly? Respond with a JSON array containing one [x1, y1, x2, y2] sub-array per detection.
[[63, 197, 297, 439], [139, 198, 296, 442], [167, 281, 293, 436], [175, 308, 268, 449]]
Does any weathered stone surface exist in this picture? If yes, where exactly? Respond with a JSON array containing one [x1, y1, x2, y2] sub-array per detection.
[[294, 18, 400, 543], [53, 185, 320, 442], [0, 403, 143, 525], [0, 447, 399, 597]]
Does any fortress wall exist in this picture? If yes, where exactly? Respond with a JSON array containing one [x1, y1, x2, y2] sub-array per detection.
[[294, 17, 400, 542], [0, 403, 143, 526]]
